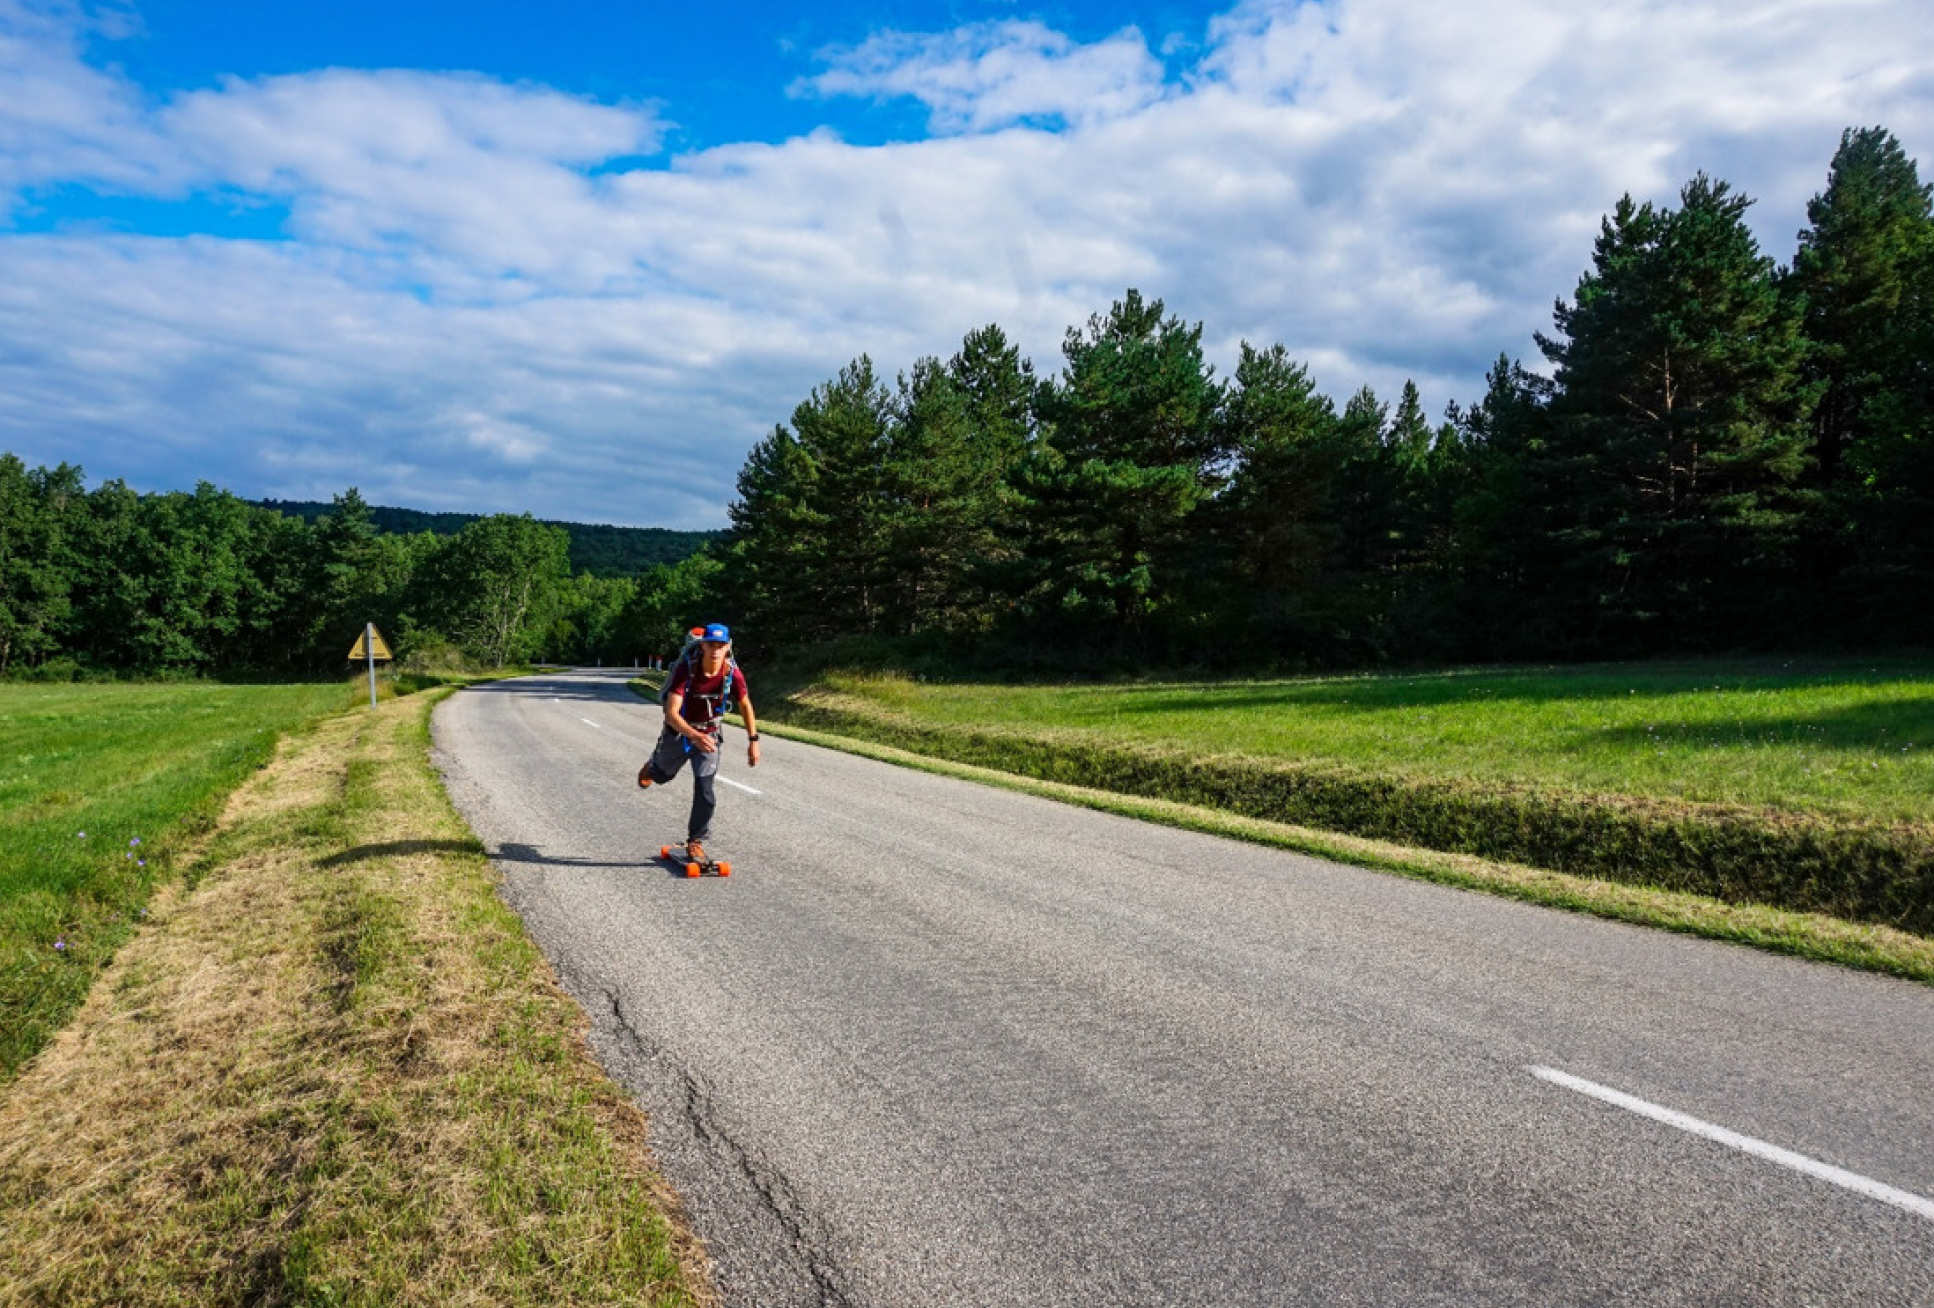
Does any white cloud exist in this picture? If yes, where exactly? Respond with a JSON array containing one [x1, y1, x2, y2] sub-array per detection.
[[1, 0, 1931, 527], [158, 69, 665, 289], [0, 0, 185, 201], [792, 19, 1168, 133]]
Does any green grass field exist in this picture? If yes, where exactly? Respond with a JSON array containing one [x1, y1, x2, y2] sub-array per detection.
[[820, 658, 1934, 822], [0, 681, 357, 1074]]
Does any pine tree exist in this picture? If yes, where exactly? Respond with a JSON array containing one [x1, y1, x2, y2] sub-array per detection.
[[1216, 344, 1342, 658], [1026, 290, 1228, 643], [1788, 126, 1934, 636], [1441, 356, 1558, 654], [724, 358, 894, 642], [1537, 175, 1812, 647], [1382, 379, 1449, 631], [724, 423, 827, 644], [1790, 127, 1933, 487], [1388, 380, 1433, 467], [1327, 386, 1399, 638], [947, 323, 1037, 620], [882, 358, 993, 635], [948, 323, 1034, 471]]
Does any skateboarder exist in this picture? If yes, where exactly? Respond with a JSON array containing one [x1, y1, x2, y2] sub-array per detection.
[[638, 622, 759, 866]]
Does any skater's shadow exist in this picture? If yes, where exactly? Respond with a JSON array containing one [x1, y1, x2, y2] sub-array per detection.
[[319, 838, 678, 879], [494, 841, 658, 871], [318, 838, 482, 867]]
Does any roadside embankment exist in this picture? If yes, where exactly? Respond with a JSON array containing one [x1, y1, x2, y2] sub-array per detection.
[[749, 677, 1934, 981], [0, 686, 711, 1307]]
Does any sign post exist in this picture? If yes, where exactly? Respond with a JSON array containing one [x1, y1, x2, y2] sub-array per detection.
[[347, 624, 394, 708]]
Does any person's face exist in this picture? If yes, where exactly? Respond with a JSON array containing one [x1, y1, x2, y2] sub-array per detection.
[[699, 640, 729, 669]]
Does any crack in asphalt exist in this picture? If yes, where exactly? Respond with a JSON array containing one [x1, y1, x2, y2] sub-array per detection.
[[599, 983, 856, 1308]]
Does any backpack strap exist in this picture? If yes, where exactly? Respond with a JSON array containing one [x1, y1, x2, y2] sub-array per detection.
[[670, 653, 741, 725]]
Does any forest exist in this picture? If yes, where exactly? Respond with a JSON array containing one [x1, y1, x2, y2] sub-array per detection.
[[0, 479, 714, 676], [1, 126, 1929, 678], [719, 127, 1934, 668], [254, 500, 719, 578]]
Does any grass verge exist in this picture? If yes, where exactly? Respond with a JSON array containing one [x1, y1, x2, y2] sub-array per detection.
[[770, 681, 1934, 937], [0, 687, 712, 1307], [808, 659, 1934, 820], [751, 718, 1934, 985]]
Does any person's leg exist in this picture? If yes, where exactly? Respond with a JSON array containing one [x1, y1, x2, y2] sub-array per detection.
[[686, 739, 720, 843], [642, 727, 689, 786]]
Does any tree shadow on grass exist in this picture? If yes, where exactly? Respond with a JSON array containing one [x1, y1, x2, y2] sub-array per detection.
[[1116, 664, 1934, 717], [1581, 696, 1934, 755]]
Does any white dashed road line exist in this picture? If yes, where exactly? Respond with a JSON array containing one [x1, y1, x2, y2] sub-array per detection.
[[1529, 1066, 1934, 1222], [568, 699, 745, 789]]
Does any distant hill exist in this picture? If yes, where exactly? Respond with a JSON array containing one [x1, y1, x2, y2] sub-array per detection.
[[256, 499, 723, 577]]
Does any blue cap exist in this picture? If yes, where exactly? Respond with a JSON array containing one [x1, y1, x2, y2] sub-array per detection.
[[702, 623, 731, 642]]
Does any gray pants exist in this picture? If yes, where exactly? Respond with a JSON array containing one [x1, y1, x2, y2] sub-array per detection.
[[644, 726, 719, 842]]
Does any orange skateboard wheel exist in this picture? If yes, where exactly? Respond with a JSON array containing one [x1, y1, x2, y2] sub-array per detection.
[[717, 862, 732, 877], [685, 863, 701, 878], [660, 845, 672, 858]]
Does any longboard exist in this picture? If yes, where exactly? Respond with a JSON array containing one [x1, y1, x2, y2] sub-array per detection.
[[660, 843, 731, 878]]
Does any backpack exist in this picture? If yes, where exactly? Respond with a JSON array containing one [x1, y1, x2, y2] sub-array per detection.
[[659, 642, 740, 723], [656, 631, 702, 705]]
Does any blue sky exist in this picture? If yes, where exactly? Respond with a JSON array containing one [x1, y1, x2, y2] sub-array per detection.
[[86, 1, 1211, 146], [16, 0, 1216, 239], [3, 0, 1932, 528]]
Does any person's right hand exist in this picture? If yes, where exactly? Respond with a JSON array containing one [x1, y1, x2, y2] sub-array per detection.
[[689, 732, 718, 754]]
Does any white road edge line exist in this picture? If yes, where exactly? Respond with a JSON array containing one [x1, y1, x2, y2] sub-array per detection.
[[1528, 1066, 1934, 1222], [580, 717, 601, 729], [719, 776, 762, 795]]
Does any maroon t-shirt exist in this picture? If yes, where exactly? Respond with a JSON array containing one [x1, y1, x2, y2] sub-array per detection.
[[666, 659, 747, 732]]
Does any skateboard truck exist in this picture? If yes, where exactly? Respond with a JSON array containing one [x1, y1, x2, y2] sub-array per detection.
[[660, 843, 731, 878]]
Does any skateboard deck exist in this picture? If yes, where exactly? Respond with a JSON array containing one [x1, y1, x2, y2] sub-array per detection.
[[660, 843, 731, 878]]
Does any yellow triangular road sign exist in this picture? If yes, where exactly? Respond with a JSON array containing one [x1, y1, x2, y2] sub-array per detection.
[[348, 626, 393, 661]]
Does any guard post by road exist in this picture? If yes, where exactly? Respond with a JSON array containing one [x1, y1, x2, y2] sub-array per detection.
[[348, 623, 393, 708]]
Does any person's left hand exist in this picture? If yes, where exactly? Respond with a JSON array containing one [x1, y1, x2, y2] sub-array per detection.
[[748, 739, 762, 768]]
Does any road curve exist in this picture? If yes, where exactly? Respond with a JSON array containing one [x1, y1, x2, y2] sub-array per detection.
[[432, 668, 1934, 1308]]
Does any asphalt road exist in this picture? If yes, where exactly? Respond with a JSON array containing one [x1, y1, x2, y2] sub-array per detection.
[[432, 668, 1934, 1308]]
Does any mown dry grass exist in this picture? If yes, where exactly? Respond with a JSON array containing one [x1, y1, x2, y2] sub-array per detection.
[[0, 680, 360, 1077], [0, 691, 713, 1308]]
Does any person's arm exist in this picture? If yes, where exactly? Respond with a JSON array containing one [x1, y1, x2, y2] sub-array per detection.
[[662, 690, 717, 753], [737, 686, 761, 767]]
